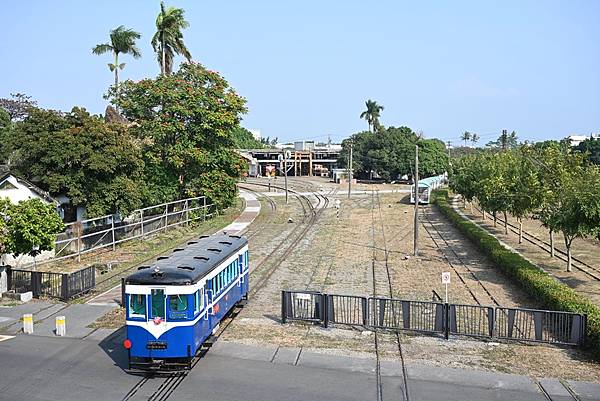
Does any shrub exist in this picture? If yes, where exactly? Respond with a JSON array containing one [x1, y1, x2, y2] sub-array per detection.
[[432, 189, 600, 357]]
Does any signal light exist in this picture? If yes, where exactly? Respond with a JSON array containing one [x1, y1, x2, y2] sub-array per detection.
[[123, 339, 132, 349]]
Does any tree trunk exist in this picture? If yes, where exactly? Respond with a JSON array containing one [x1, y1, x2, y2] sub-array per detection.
[[564, 234, 572, 272], [161, 32, 166, 75], [503, 211, 508, 234], [493, 212, 497, 227], [114, 52, 119, 99], [463, 197, 466, 209], [470, 202, 473, 214], [518, 219, 523, 244], [549, 230, 554, 257]]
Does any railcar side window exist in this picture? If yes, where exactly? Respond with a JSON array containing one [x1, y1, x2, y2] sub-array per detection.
[[129, 294, 146, 318], [151, 289, 166, 319], [194, 288, 204, 314]]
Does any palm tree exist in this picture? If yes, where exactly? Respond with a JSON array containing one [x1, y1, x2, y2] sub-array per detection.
[[471, 133, 480, 147], [92, 26, 141, 94], [152, 2, 192, 75], [460, 131, 472, 147], [360, 100, 384, 132]]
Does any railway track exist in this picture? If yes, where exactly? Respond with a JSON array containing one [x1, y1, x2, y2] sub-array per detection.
[[421, 206, 500, 307], [371, 190, 410, 401], [120, 302, 244, 401], [120, 181, 328, 400], [468, 202, 600, 282], [237, 187, 277, 241]]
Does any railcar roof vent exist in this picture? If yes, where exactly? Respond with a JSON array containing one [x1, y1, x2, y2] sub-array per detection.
[[199, 235, 210, 239], [157, 256, 169, 260], [194, 256, 209, 261], [173, 248, 184, 252], [177, 265, 194, 271], [229, 235, 241, 239], [137, 265, 150, 270], [151, 266, 164, 278], [218, 241, 232, 246], [207, 248, 221, 253], [187, 241, 198, 245]]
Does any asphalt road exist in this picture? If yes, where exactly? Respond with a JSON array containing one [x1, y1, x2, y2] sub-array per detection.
[[1, 331, 599, 401]]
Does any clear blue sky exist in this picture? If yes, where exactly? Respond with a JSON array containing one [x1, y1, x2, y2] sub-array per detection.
[[1, 1, 599, 145]]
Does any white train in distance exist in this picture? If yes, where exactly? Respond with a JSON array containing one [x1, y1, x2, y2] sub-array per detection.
[[410, 174, 446, 204]]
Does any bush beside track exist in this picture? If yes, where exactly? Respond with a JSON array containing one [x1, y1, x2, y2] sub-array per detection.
[[432, 189, 600, 358]]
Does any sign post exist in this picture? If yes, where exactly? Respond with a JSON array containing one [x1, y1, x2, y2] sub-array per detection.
[[441, 272, 451, 303]]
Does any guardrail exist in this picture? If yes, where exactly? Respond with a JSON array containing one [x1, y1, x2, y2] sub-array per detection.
[[21, 196, 214, 269], [281, 290, 587, 346], [7, 265, 96, 301]]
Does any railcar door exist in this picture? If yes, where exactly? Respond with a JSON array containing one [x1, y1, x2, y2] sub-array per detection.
[[149, 288, 168, 357]]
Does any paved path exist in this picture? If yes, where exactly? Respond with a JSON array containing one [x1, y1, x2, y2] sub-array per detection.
[[0, 334, 598, 401], [86, 190, 261, 307], [0, 301, 115, 339]]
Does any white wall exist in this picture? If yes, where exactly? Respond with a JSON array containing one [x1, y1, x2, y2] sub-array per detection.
[[0, 176, 46, 204]]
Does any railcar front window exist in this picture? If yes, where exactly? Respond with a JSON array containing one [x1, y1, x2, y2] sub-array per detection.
[[151, 289, 166, 319], [129, 294, 146, 318], [169, 294, 188, 319]]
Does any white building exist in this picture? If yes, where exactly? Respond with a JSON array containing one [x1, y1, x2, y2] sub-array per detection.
[[568, 133, 600, 147], [0, 168, 60, 267]]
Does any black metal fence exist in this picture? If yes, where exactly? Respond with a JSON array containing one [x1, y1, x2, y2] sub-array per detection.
[[281, 290, 587, 346], [7, 266, 96, 301]]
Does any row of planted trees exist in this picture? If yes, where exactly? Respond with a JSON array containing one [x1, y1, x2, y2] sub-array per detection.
[[450, 143, 600, 272]]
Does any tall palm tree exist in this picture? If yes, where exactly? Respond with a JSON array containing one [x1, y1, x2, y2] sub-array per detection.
[[460, 131, 472, 147], [471, 133, 480, 147], [92, 26, 141, 94], [360, 100, 384, 133], [152, 2, 192, 75]]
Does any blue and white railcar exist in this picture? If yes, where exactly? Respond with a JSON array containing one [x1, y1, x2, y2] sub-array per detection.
[[123, 234, 249, 371]]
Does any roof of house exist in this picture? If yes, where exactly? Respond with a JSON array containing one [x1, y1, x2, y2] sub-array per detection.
[[0, 166, 59, 205]]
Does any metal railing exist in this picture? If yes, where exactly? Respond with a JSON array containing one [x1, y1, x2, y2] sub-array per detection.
[[281, 290, 587, 346], [22, 196, 214, 268], [7, 265, 96, 301]]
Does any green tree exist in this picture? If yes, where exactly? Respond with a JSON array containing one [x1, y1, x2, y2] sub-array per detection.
[[486, 130, 519, 150], [460, 131, 471, 147], [0, 108, 11, 163], [0, 93, 37, 121], [471, 133, 480, 147], [11, 107, 145, 218], [4, 198, 65, 257], [92, 25, 142, 96], [359, 100, 384, 133], [506, 148, 544, 242], [340, 126, 448, 181], [112, 62, 247, 210], [231, 127, 265, 149], [575, 137, 600, 165], [152, 1, 192, 75], [0, 198, 10, 255]]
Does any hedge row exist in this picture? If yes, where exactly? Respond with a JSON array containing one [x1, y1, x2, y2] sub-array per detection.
[[432, 189, 600, 357]]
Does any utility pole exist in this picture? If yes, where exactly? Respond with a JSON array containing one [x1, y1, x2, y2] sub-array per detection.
[[446, 141, 452, 159], [413, 144, 419, 256], [284, 150, 289, 204], [347, 141, 353, 199]]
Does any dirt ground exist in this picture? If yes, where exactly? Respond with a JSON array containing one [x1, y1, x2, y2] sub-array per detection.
[[458, 198, 600, 307], [222, 178, 600, 382]]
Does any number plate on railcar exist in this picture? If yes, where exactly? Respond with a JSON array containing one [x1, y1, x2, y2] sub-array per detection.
[[146, 341, 168, 350]]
